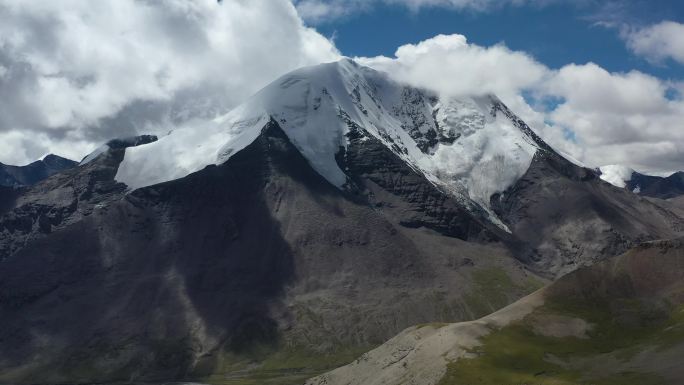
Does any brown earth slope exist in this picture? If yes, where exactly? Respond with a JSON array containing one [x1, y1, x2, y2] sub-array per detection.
[[309, 238, 684, 385]]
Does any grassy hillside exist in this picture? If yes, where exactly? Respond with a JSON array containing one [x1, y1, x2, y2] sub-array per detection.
[[308, 238, 684, 385], [439, 239, 684, 385]]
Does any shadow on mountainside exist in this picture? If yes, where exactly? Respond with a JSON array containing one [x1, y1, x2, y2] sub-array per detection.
[[0, 122, 310, 384]]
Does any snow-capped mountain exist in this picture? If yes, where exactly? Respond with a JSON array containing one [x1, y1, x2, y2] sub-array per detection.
[[2, 59, 683, 385], [112, 59, 544, 226]]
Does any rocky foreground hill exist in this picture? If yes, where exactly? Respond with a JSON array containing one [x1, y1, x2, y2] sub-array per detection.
[[310, 238, 684, 385]]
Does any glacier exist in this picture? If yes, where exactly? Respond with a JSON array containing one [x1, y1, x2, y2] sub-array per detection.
[[113, 58, 543, 223]]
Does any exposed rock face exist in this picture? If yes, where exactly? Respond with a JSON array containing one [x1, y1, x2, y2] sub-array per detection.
[[339, 123, 499, 242], [629, 171, 684, 199], [106, 134, 158, 150], [0, 142, 150, 262], [0, 154, 77, 187], [0, 122, 538, 384], [80, 134, 159, 165], [390, 88, 459, 153], [493, 151, 684, 276]]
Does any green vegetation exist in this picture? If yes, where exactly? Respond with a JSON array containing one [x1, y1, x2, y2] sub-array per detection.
[[543, 297, 684, 356], [437, 322, 666, 385], [437, 297, 684, 385], [463, 267, 542, 319], [196, 344, 372, 385], [522, 276, 546, 293]]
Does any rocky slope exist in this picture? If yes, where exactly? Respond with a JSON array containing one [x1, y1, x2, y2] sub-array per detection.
[[309, 238, 684, 385], [495, 152, 683, 276], [0, 154, 77, 187], [111, 59, 684, 275], [0, 59, 682, 384], [633, 171, 684, 199], [0, 122, 541, 385]]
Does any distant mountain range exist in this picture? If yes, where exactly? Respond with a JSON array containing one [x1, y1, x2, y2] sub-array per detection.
[[600, 164, 684, 199], [0, 154, 77, 187]]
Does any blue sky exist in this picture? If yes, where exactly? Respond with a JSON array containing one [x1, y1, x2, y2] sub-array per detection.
[[314, 0, 684, 80]]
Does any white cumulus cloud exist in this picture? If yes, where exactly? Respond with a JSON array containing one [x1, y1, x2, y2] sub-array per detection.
[[358, 33, 684, 174], [624, 21, 684, 65], [1, 1, 682, 176], [357, 34, 549, 99], [0, 0, 339, 165]]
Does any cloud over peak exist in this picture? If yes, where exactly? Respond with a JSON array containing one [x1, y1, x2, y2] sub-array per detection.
[[0, 0, 682, 177], [358, 34, 549, 99], [357, 33, 684, 174], [0, 0, 339, 165]]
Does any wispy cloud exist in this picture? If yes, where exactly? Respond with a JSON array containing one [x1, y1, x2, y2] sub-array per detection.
[[622, 21, 684, 65], [294, 0, 564, 24]]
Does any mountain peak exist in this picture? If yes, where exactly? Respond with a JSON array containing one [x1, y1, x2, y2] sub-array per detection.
[[114, 60, 555, 225], [42, 154, 78, 169], [80, 135, 158, 165], [0, 154, 77, 187]]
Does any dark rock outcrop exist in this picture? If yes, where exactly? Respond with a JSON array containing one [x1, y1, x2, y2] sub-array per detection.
[[493, 150, 683, 276], [629, 171, 684, 199], [0, 121, 536, 384], [0, 154, 77, 187]]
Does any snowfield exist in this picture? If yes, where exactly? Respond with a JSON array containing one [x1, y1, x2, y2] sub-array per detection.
[[108, 58, 545, 225]]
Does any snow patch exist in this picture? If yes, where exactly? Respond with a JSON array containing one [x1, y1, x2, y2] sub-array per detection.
[[116, 111, 267, 191], [80, 144, 110, 165], [113, 59, 545, 228], [426, 98, 537, 209], [558, 150, 587, 168]]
